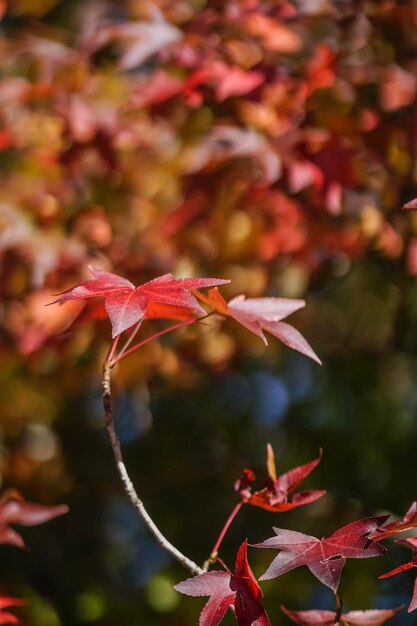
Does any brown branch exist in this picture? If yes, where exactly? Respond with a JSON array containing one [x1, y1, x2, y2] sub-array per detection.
[[102, 362, 203, 576]]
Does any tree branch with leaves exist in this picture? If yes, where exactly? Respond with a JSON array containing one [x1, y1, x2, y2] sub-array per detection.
[[49, 265, 417, 626]]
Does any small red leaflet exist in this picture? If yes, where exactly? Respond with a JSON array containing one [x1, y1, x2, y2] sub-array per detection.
[[0, 490, 68, 548], [175, 540, 270, 626], [235, 444, 325, 512], [281, 604, 403, 626], [379, 537, 417, 612], [201, 288, 321, 364], [49, 266, 229, 337], [254, 516, 388, 592]]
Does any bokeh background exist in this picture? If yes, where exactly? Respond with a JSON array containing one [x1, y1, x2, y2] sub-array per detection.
[[1, 0, 417, 624]]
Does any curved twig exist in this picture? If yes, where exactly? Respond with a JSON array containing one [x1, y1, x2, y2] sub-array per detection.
[[102, 362, 203, 576]]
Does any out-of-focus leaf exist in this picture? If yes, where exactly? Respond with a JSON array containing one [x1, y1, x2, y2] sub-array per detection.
[[0, 491, 68, 548], [281, 605, 403, 625], [0, 597, 27, 625]]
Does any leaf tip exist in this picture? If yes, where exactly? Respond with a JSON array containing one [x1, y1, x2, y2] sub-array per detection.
[[403, 199, 417, 210]]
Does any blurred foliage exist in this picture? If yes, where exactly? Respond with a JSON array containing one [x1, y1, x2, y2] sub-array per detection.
[[1, 0, 417, 624]]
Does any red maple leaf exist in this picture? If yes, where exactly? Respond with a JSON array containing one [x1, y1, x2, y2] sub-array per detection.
[[281, 604, 402, 626], [235, 444, 325, 512], [50, 266, 229, 337], [0, 490, 68, 548], [0, 597, 27, 625], [202, 288, 321, 364], [379, 537, 417, 612], [174, 540, 270, 626], [370, 502, 417, 541], [254, 516, 388, 592]]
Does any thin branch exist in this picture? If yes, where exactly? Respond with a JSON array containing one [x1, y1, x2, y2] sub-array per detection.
[[102, 362, 203, 576]]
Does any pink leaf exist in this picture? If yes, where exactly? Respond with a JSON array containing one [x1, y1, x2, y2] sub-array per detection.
[[211, 63, 264, 101], [0, 492, 68, 548], [379, 64, 417, 112], [281, 606, 340, 625], [255, 517, 388, 592], [227, 295, 321, 364], [343, 608, 403, 625], [403, 198, 417, 210], [131, 69, 183, 107], [281, 605, 402, 626], [261, 320, 322, 365]]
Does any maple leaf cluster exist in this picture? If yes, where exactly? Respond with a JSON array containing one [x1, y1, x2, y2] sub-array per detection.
[[50, 265, 321, 363], [175, 516, 394, 626], [175, 452, 417, 626]]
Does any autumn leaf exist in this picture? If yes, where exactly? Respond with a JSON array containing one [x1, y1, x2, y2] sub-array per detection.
[[184, 62, 264, 102], [0, 490, 68, 548], [131, 69, 183, 107], [0, 597, 27, 625], [370, 502, 417, 541], [254, 516, 388, 592], [175, 540, 270, 626], [379, 537, 417, 612], [50, 266, 229, 337], [202, 288, 321, 364], [244, 13, 302, 53], [235, 444, 325, 512], [282, 607, 336, 626], [281, 604, 402, 626], [379, 64, 417, 112]]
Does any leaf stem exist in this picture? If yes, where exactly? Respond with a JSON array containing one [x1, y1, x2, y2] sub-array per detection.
[[114, 321, 143, 362], [102, 361, 203, 576], [216, 557, 232, 574], [107, 336, 120, 363], [109, 319, 195, 366], [334, 593, 343, 625], [202, 500, 244, 571]]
